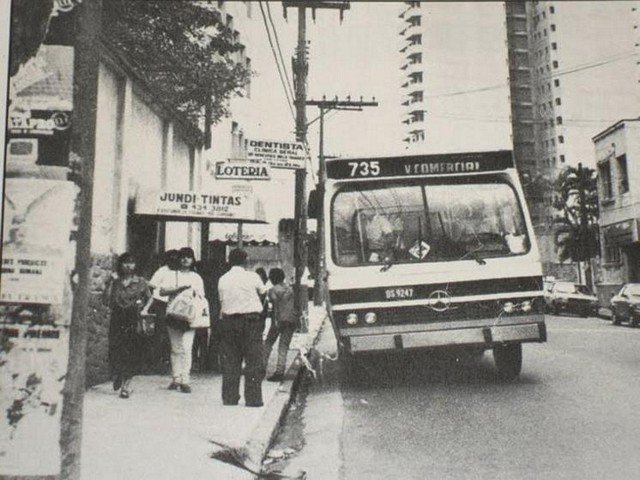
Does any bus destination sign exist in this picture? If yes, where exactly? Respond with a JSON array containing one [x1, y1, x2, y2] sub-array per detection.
[[325, 151, 514, 180]]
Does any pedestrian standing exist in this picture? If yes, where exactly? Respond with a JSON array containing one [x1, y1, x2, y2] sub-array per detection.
[[105, 253, 151, 399], [263, 268, 297, 382], [217, 249, 267, 407], [151, 247, 205, 393]]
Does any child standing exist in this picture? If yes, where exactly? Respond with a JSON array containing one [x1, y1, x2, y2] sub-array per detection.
[[263, 268, 296, 382]]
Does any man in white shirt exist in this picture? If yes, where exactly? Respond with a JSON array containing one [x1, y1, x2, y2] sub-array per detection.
[[217, 249, 267, 407]]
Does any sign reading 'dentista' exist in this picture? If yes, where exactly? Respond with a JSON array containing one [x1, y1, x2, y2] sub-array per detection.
[[215, 160, 271, 180], [245, 139, 305, 169]]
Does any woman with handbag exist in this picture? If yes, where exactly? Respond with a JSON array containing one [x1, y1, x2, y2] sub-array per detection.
[[105, 253, 151, 399], [150, 247, 205, 393]]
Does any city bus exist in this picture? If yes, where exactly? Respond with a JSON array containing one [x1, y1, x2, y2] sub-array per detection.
[[319, 150, 546, 380]]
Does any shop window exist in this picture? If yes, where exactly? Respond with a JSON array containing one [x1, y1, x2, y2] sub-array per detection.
[[599, 160, 612, 199], [617, 154, 629, 194]]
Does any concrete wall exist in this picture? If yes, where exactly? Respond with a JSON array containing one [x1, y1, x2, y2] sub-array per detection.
[[86, 60, 203, 385]]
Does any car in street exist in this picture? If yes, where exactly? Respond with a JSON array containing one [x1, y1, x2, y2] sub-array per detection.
[[545, 280, 599, 317], [611, 283, 640, 327]]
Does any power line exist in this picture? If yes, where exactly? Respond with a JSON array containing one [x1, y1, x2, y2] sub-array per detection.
[[424, 51, 638, 99], [258, 1, 295, 121], [266, 2, 295, 103]]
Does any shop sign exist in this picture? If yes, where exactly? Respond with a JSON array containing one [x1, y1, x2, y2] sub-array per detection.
[[8, 111, 71, 135], [214, 160, 271, 181], [246, 138, 306, 169], [1, 179, 78, 305], [136, 186, 267, 223]]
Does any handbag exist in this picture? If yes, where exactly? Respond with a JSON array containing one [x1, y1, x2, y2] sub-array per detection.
[[166, 288, 197, 324], [190, 294, 211, 329], [136, 312, 157, 337]]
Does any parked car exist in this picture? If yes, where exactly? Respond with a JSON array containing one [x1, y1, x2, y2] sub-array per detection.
[[611, 283, 640, 327], [545, 281, 599, 317]]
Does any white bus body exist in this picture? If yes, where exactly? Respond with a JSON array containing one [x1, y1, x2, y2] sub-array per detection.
[[321, 151, 546, 379]]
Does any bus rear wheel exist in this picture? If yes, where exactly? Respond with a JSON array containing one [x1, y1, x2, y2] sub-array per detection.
[[493, 343, 522, 381]]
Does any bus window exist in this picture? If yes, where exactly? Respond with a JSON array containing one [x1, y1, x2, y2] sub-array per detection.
[[331, 180, 530, 267]]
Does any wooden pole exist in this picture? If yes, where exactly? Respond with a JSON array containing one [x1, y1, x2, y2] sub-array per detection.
[[60, 1, 102, 478], [293, 6, 308, 331]]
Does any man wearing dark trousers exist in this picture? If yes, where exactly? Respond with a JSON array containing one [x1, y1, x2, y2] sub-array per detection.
[[217, 249, 267, 407]]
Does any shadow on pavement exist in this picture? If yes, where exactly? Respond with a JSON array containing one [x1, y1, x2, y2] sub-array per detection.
[[339, 349, 541, 390]]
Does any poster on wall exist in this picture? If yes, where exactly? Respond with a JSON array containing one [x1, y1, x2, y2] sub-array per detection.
[[1, 178, 77, 476], [135, 185, 267, 223], [1, 179, 78, 305]]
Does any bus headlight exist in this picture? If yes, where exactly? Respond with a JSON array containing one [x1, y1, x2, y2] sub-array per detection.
[[503, 302, 516, 314], [521, 300, 533, 313], [364, 312, 377, 324], [346, 313, 358, 325]]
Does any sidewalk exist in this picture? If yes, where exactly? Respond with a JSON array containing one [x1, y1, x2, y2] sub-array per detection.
[[81, 303, 327, 479]]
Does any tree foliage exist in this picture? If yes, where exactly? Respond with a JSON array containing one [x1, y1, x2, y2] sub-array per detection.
[[552, 165, 600, 262], [9, 0, 54, 77], [102, 0, 252, 126]]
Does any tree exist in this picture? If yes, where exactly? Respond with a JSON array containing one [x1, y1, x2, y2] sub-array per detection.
[[102, 0, 252, 128], [9, 0, 55, 77], [552, 163, 599, 283]]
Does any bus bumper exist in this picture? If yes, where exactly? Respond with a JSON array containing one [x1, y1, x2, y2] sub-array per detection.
[[341, 319, 546, 354]]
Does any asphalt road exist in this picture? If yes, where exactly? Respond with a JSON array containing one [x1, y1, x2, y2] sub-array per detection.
[[275, 314, 640, 480]]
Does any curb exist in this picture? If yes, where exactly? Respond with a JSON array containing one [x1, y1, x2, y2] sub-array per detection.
[[243, 312, 327, 474]]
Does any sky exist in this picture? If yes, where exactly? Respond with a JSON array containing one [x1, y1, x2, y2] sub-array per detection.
[[249, 1, 513, 163]]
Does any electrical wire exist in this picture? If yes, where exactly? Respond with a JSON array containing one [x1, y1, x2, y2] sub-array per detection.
[[258, 1, 295, 121], [423, 51, 638, 99], [265, 2, 295, 103]]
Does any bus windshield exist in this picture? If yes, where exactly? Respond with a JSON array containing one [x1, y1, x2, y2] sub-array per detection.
[[331, 180, 530, 267]]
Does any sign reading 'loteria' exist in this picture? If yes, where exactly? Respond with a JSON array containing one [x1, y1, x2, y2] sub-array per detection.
[[136, 187, 267, 223], [215, 160, 271, 180], [245, 139, 306, 169]]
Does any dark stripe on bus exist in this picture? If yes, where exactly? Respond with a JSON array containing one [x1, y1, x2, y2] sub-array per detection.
[[329, 276, 543, 305]]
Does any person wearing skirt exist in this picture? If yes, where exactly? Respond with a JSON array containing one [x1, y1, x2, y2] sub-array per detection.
[[106, 253, 151, 399]]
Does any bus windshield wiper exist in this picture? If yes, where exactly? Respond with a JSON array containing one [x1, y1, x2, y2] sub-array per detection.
[[461, 249, 487, 265], [380, 255, 395, 272]]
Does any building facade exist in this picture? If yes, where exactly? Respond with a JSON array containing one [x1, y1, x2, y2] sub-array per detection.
[[505, 1, 639, 278], [398, 1, 426, 146], [593, 119, 640, 303]]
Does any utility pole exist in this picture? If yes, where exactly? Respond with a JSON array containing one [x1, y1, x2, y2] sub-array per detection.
[[305, 96, 378, 305], [284, 0, 350, 329], [60, 0, 102, 478]]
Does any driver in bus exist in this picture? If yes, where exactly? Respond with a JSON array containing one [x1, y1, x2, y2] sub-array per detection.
[[365, 213, 394, 262], [365, 213, 406, 263]]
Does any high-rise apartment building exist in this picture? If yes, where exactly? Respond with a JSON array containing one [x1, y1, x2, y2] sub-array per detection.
[[398, 2, 511, 153], [398, 1, 426, 146], [506, 1, 639, 276]]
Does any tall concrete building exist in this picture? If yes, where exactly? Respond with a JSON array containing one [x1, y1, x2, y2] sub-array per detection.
[[398, 1, 426, 147], [398, 2, 511, 153], [506, 1, 639, 276]]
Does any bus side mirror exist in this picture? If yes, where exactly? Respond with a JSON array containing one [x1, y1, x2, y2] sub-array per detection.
[[308, 188, 320, 220]]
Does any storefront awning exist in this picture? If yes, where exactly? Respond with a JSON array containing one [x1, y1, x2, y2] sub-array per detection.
[[135, 187, 267, 224]]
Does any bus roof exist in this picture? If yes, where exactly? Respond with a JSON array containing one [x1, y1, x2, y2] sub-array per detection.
[[325, 150, 514, 180]]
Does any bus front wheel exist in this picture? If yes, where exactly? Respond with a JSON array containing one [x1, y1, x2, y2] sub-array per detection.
[[493, 343, 522, 381]]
